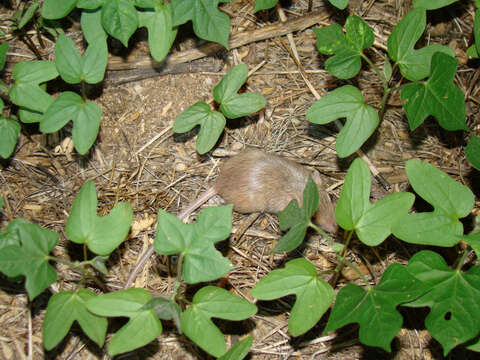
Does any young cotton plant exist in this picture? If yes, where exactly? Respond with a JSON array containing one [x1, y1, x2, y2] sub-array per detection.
[[0, 180, 133, 350], [308, 3, 480, 169], [173, 64, 266, 154]]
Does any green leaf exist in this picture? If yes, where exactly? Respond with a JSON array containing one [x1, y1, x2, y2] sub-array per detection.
[[387, 8, 455, 81], [0, 218, 29, 249], [40, 92, 102, 154], [220, 93, 266, 119], [181, 286, 257, 357], [467, 44, 480, 58], [405, 251, 480, 355], [0, 221, 58, 300], [328, 0, 349, 9], [9, 61, 58, 114], [274, 177, 319, 253], [55, 34, 83, 84], [173, 101, 226, 154], [141, 297, 182, 332], [138, 3, 177, 62], [82, 42, 108, 83], [325, 263, 424, 352], [18, 1, 40, 30], [463, 232, 480, 259], [0, 117, 21, 159], [251, 258, 334, 336], [42, 0, 77, 19], [413, 0, 458, 9], [101, 0, 139, 47], [77, 0, 103, 9], [466, 134, 480, 170], [170, 0, 231, 48], [43, 289, 107, 350], [401, 52, 467, 131], [392, 160, 474, 247], [65, 180, 133, 256], [81, 7, 108, 45], [253, 0, 277, 12], [335, 158, 414, 246], [313, 15, 373, 79], [213, 64, 248, 103], [0, 42, 8, 71], [86, 288, 162, 356], [154, 206, 233, 283], [307, 85, 379, 158], [218, 336, 253, 360]]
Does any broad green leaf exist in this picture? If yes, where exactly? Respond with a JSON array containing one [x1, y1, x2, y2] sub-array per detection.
[[313, 15, 373, 79], [467, 44, 479, 58], [65, 180, 133, 256], [86, 288, 162, 356], [253, 0, 277, 12], [9, 61, 57, 113], [55, 34, 83, 84], [307, 85, 379, 158], [413, 0, 458, 9], [335, 158, 414, 246], [392, 160, 474, 247], [325, 263, 424, 352], [181, 286, 257, 357], [213, 64, 248, 103], [81, 7, 108, 45], [135, 0, 156, 8], [461, 232, 480, 258], [18, 1, 40, 29], [388, 8, 455, 80], [405, 251, 480, 355], [220, 92, 266, 119], [154, 206, 233, 283], [401, 52, 467, 131], [41, 0, 77, 19], [218, 336, 253, 360], [141, 297, 182, 331], [213, 64, 266, 119], [18, 108, 43, 124], [274, 177, 318, 253], [43, 289, 107, 350], [0, 221, 58, 299], [0, 41, 6, 76], [101, 0, 138, 47], [0, 218, 29, 249], [251, 258, 334, 336], [173, 101, 226, 154], [77, 0, 103, 9], [82, 42, 108, 83], [0, 117, 21, 159], [356, 192, 415, 246], [40, 92, 102, 154], [138, 3, 177, 62], [170, 0, 231, 48], [335, 158, 370, 230], [328, 0, 349, 9], [466, 134, 480, 170]]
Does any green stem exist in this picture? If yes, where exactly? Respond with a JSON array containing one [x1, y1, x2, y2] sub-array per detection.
[[170, 254, 184, 301], [361, 53, 388, 90], [455, 249, 469, 271], [309, 222, 333, 245], [83, 243, 88, 262], [48, 256, 77, 268], [81, 81, 86, 102], [338, 255, 371, 289]]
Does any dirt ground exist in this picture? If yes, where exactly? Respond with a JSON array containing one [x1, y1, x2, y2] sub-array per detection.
[[0, 0, 479, 359]]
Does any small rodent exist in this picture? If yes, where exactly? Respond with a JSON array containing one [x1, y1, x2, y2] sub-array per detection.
[[124, 149, 337, 288]]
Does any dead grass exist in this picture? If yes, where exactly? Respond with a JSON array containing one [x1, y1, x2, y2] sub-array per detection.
[[0, 0, 479, 358]]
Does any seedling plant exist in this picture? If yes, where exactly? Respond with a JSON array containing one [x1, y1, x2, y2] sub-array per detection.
[[0, 0, 479, 358]]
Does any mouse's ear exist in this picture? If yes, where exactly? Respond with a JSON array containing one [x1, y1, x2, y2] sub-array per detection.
[[311, 170, 323, 187]]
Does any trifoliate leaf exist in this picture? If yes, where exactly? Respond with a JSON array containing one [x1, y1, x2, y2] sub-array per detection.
[[307, 85, 379, 158], [65, 180, 133, 255], [154, 206, 233, 283], [251, 258, 334, 336], [182, 286, 257, 357]]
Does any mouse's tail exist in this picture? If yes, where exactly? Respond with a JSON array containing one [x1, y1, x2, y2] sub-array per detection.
[[177, 186, 217, 221]]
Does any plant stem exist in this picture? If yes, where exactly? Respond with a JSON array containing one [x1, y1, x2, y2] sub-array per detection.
[[170, 254, 184, 301], [81, 81, 86, 102], [455, 248, 469, 271], [338, 255, 372, 289], [361, 53, 387, 90], [83, 243, 88, 262]]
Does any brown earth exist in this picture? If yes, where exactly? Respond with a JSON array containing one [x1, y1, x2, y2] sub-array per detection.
[[0, 0, 479, 359]]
